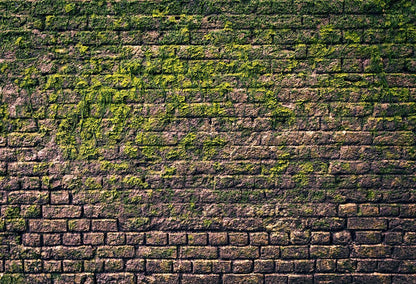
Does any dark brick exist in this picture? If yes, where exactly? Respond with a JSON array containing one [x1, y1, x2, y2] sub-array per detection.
[[280, 246, 309, 259], [348, 218, 387, 230], [223, 274, 263, 284], [182, 274, 220, 284]]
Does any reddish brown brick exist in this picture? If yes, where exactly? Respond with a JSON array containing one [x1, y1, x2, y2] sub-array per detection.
[[146, 231, 168, 245], [220, 246, 259, 259], [188, 232, 208, 245], [180, 246, 218, 259], [83, 233, 105, 245], [92, 219, 118, 232]]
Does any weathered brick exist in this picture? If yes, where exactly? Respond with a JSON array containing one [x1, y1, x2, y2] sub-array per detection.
[[220, 246, 259, 259], [254, 259, 274, 273], [187, 232, 208, 245], [83, 233, 105, 245], [310, 245, 349, 259], [146, 231, 168, 245], [104, 259, 124, 272], [394, 246, 416, 259], [182, 274, 220, 284], [136, 246, 177, 259], [347, 217, 387, 230], [146, 259, 173, 273], [180, 246, 218, 259], [223, 274, 263, 284], [107, 232, 125, 245], [352, 245, 392, 258], [29, 219, 66, 233], [173, 260, 192, 273], [84, 259, 104, 272], [169, 232, 187, 245], [43, 260, 62, 272], [96, 273, 135, 284], [228, 232, 249, 246], [209, 232, 228, 246], [250, 232, 269, 245], [280, 246, 309, 259], [96, 246, 135, 258], [62, 233, 82, 246], [91, 220, 118, 232]]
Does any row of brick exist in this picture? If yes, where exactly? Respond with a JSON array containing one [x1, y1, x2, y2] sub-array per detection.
[[3, 258, 416, 274]]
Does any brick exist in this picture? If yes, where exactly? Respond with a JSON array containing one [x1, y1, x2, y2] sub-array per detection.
[[223, 274, 263, 284], [270, 232, 289, 245], [316, 259, 336, 272], [265, 275, 288, 284], [96, 246, 135, 258], [280, 246, 309, 259], [83, 233, 105, 245], [24, 259, 42, 273], [144, 274, 179, 284], [29, 219, 66, 233], [348, 218, 387, 230], [136, 246, 177, 259], [22, 233, 41, 246], [106, 232, 125, 245], [193, 260, 212, 273], [92, 220, 118, 232], [63, 260, 83, 272], [288, 275, 313, 284], [96, 273, 135, 284], [355, 231, 382, 244], [352, 245, 392, 258], [275, 260, 294, 272], [254, 259, 274, 273], [260, 246, 280, 259], [290, 230, 310, 244], [310, 245, 349, 259], [182, 274, 220, 284], [209, 232, 228, 245], [180, 246, 218, 259], [232, 260, 253, 273], [394, 246, 416, 259], [104, 259, 124, 272], [84, 259, 104, 272], [250, 232, 269, 245], [169, 232, 187, 245], [50, 191, 70, 204], [43, 234, 61, 246], [187, 232, 207, 245], [68, 219, 90, 232], [126, 233, 145, 245], [41, 246, 94, 260], [173, 260, 192, 273], [212, 260, 231, 273], [220, 246, 259, 259], [311, 232, 330, 244], [43, 260, 62, 272], [146, 259, 173, 273], [332, 231, 351, 244], [146, 231, 168, 245], [228, 232, 248, 246], [293, 259, 314, 273], [63, 233, 82, 246]]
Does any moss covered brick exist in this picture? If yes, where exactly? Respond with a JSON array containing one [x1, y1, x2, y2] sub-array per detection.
[[1, 0, 416, 282]]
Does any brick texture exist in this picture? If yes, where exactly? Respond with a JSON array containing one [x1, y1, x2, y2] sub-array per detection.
[[0, 0, 415, 283]]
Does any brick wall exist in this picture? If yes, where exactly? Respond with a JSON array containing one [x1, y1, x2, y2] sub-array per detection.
[[1, 0, 416, 283]]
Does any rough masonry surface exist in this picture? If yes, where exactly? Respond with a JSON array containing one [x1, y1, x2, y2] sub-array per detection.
[[0, 0, 416, 283]]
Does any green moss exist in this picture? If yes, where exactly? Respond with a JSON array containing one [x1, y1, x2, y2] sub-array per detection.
[[0, 274, 24, 284]]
